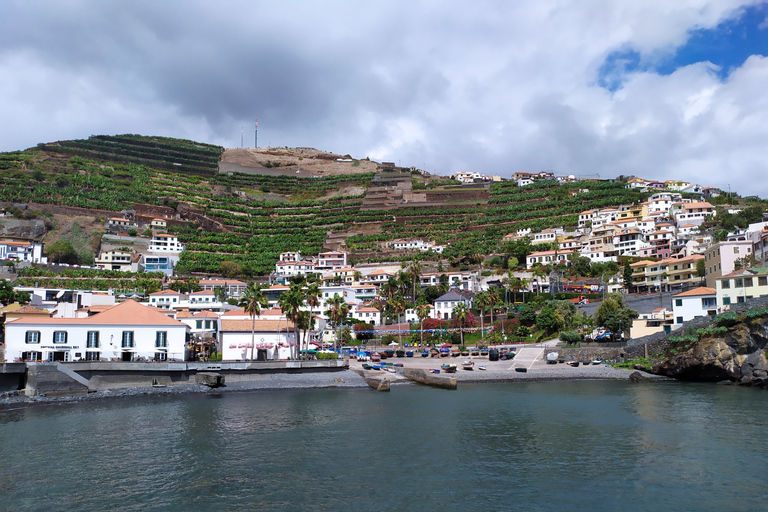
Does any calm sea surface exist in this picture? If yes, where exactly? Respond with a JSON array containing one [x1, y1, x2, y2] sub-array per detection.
[[1, 381, 767, 512]]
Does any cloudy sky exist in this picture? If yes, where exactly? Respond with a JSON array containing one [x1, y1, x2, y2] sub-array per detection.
[[1, 1, 767, 196]]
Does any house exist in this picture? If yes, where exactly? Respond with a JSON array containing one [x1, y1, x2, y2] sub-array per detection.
[[0, 240, 47, 264], [176, 310, 219, 340], [219, 308, 295, 361], [150, 218, 167, 229], [433, 290, 473, 320], [351, 305, 381, 326], [14, 286, 116, 318], [107, 217, 132, 229], [703, 240, 754, 288], [4, 299, 189, 362], [715, 268, 768, 309], [139, 254, 174, 276], [94, 249, 137, 272], [526, 250, 574, 268], [198, 279, 247, 298], [148, 289, 187, 310], [671, 287, 717, 328], [315, 251, 347, 271], [148, 234, 184, 253]]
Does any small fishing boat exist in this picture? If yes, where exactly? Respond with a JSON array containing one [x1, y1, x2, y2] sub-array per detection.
[[470, 347, 480, 356], [421, 349, 430, 358], [478, 365, 487, 371], [460, 349, 470, 357], [370, 352, 381, 362], [430, 369, 440, 374], [383, 349, 395, 358], [461, 361, 474, 370], [591, 358, 603, 365], [396, 349, 405, 358], [515, 367, 527, 373], [441, 363, 457, 373], [546, 352, 559, 364], [439, 347, 450, 357], [392, 362, 404, 367], [362, 363, 381, 370], [406, 350, 414, 357], [480, 348, 489, 357], [450, 347, 461, 357], [567, 360, 579, 367]]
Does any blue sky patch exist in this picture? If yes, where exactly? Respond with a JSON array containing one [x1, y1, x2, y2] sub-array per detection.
[[599, 3, 768, 91]]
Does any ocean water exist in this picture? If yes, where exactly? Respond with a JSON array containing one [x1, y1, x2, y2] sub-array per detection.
[[1, 381, 766, 512]]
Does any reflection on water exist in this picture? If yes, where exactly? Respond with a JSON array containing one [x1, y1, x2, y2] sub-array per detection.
[[1, 383, 767, 512]]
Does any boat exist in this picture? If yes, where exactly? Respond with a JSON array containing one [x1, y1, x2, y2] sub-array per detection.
[[515, 367, 527, 373], [430, 369, 440, 374], [470, 347, 480, 356], [439, 347, 450, 357], [478, 365, 487, 371], [591, 358, 603, 365], [383, 349, 395, 358], [396, 349, 405, 358], [461, 361, 474, 370], [460, 349, 469, 357], [441, 363, 457, 373], [480, 348, 489, 357], [567, 360, 579, 367], [392, 362, 404, 367], [406, 350, 414, 357], [370, 352, 381, 362], [546, 352, 558, 364], [362, 363, 381, 370], [356, 351, 370, 362], [421, 349, 430, 358], [450, 347, 461, 357]]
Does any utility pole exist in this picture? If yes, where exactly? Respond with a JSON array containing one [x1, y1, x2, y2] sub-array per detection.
[[255, 118, 258, 148]]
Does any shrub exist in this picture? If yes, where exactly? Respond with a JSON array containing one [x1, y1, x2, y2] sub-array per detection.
[[714, 312, 738, 327], [559, 330, 581, 345], [316, 352, 338, 360]]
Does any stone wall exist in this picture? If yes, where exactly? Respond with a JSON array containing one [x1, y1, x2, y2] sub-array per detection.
[[546, 347, 622, 362]]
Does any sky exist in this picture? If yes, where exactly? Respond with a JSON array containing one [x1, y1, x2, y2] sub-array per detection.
[[1, 1, 767, 197]]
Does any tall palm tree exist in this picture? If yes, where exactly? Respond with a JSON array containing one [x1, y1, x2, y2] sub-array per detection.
[[452, 302, 469, 346], [238, 283, 267, 361], [278, 283, 305, 360], [304, 282, 321, 354], [388, 294, 407, 346], [416, 303, 431, 345], [533, 265, 546, 295], [325, 294, 349, 353], [486, 289, 500, 327], [475, 292, 489, 345], [409, 260, 423, 301]]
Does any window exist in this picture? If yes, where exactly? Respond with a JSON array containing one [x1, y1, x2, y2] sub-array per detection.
[[721, 280, 730, 289], [675, 299, 682, 307], [676, 317, 683, 324], [196, 320, 203, 329], [25, 331, 40, 344], [86, 351, 100, 361], [154, 352, 167, 361], [723, 297, 731, 305], [745, 278, 753, 287], [86, 331, 99, 348], [205, 320, 211, 329], [155, 331, 167, 348], [735, 278, 744, 288], [737, 296, 745, 303], [759, 277, 768, 286], [122, 331, 134, 348], [53, 331, 67, 344], [702, 298, 716, 308]]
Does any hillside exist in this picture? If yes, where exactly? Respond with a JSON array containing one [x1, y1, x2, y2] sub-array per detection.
[[1, 134, 651, 277]]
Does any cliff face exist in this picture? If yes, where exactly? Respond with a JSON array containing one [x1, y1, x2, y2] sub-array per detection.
[[652, 317, 768, 386]]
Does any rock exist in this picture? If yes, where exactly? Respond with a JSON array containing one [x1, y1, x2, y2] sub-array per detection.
[[629, 371, 650, 383], [195, 372, 225, 388]]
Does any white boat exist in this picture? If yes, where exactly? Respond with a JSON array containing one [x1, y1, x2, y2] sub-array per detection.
[[546, 352, 559, 364]]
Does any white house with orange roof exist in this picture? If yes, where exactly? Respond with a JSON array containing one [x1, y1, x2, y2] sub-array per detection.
[[315, 251, 347, 271], [578, 210, 597, 228], [526, 250, 575, 269], [198, 279, 247, 297], [176, 310, 219, 339], [363, 269, 393, 283], [147, 289, 187, 309], [671, 202, 715, 227], [150, 218, 167, 229], [4, 299, 189, 362], [148, 233, 184, 253], [351, 305, 381, 325], [219, 307, 295, 361], [275, 259, 317, 278], [671, 287, 717, 328], [94, 249, 138, 272]]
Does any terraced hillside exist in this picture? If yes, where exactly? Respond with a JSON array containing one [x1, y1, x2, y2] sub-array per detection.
[[1, 134, 647, 277]]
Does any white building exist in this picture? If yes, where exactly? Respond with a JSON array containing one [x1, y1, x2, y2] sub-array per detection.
[[433, 290, 473, 320], [219, 308, 295, 361], [148, 234, 184, 253], [671, 287, 717, 328], [0, 240, 47, 264], [4, 300, 188, 362]]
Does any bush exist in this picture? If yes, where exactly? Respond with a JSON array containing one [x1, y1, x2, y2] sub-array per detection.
[[559, 330, 581, 345], [316, 352, 338, 360], [714, 312, 738, 327]]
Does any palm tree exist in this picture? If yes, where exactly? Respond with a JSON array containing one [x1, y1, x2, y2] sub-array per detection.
[[353, 270, 363, 284], [486, 289, 500, 327], [409, 260, 423, 301], [475, 291, 488, 344], [304, 282, 321, 354], [388, 294, 407, 346], [533, 265, 546, 295], [278, 283, 305, 359], [416, 303, 431, 345], [453, 302, 469, 346], [238, 283, 267, 361], [325, 294, 349, 353]]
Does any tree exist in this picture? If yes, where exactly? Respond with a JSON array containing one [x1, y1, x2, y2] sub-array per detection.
[[518, 305, 537, 326], [0, 279, 30, 305], [220, 260, 243, 278], [486, 289, 500, 326], [238, 283, 268, 360], [213, 286, 227, 303], [696, 258, 706, 279], [438, 273, 449, 293], [388, 294, 407, 346], [409, 260, 423, 301], [303, 282, 321, 353], [623, 262, 634, 290], [532, 265, 546, 295], [278, 283, 305, 359], [353, 322, 375, 342], [594, 293, 638, 336], [325, 294, 349, 353], [536, 303, 563, 335], [46, 240, 78, 264], [416, 303, 431, 345], [452, 302, 469, 346], [475, 292, 489, 344]]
